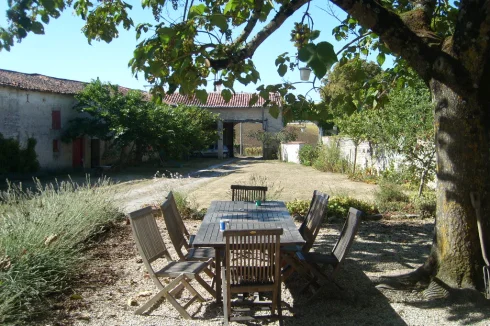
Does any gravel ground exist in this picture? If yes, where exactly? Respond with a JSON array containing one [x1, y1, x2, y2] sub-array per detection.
[[40, 159, 490, 326]]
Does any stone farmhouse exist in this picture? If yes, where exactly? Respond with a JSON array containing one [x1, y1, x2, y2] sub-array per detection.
[[0, 69, 283, 171]]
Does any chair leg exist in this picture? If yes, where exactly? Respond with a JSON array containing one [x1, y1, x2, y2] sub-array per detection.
[[484, 266, 489, 299], [278, 284, 283, 326], [135, 274, 184, 315], [181, 277, 206, 302], [222, 268, 229, 325], [165, 291, 193, 319], [195, 273, 217, 298]]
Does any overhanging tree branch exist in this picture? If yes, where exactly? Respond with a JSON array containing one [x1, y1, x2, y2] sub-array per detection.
[[330, 0, 474, 96], [233, 1, 264, 45], [209, 0, 309, 69]]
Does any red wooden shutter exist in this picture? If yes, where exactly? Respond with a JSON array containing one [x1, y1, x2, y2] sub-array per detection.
[[53, 139, 59, 152], [52, 110, 61, 130]]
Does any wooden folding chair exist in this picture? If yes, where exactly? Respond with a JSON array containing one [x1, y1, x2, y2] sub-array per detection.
[[165, 192, 193, 242], [161, 195, 216, 287], [282, 191, 329, 280], [128, 206, 215, 318], [292, 207, 363, 300], [222, 228, 283, 325], [231, 185, 268, 202]]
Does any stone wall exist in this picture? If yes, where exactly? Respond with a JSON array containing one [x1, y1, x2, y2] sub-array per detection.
[[0, 86, 93, 170], [322, 136, 402, 173]]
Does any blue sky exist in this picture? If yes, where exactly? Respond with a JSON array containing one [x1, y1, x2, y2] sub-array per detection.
[[0, 2, 387, 102]]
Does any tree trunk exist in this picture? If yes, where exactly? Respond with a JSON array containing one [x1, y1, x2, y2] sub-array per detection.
[[418, 168, 427, 197], [427, 80, 490, 289], [352, 143, 358, 174]]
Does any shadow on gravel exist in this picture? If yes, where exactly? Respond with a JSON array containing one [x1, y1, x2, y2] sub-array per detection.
[[349, 219, 434, 273], [287, 218, 490, 325], [403, 288, 490, 325], [284, 261, 407, 325]]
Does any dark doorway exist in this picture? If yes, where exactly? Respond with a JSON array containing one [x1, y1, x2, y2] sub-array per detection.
[[223, 122, 235, 158], [91, 139, 101, 168], [72, 137, 84, 168]]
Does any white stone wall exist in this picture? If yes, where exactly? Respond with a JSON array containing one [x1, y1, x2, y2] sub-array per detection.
[[322, 136, 400, 173], [281, 142, 305, 164], [207, 106, 283, 132], [0, 86, 91, 170]]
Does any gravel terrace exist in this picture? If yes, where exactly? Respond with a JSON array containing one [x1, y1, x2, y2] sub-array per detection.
[[42, 159, 490, 326]]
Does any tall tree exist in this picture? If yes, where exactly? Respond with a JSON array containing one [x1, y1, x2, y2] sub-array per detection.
[[63, 80, 219, 162], [2, 1, 489, 293]]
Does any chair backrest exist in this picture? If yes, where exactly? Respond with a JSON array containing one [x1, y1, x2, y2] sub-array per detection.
[[166, 192, 190, 238], [299, 190, 320, 235], [332, 207, 363, 269], [128, 206, 173, 270], [161, 195, 190, 260], [223, 228, 283, 286], [301, 191, 330, 253], [231, 185, 268, 202]]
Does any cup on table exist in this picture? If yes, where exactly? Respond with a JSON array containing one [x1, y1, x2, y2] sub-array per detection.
[[255, 200, 262, 206], [219, 219, 230, 232]]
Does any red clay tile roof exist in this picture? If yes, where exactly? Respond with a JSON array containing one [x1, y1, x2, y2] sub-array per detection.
[[0, 68, 136, 95], [163, 92, 282, 108], [0, 69, 281, 108]]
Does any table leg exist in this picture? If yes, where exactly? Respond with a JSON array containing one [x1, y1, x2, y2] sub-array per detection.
[[215, 248, 222, 303]]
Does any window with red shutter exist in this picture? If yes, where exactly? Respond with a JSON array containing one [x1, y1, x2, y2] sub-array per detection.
[[53, 139, 59, 153], [52, 110, 61, 130]]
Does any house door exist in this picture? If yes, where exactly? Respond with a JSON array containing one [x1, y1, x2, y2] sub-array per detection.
[[91, 139, 101, 168], [72, 137, 85, 168]]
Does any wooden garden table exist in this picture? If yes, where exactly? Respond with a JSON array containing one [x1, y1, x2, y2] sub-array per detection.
[[192, 200, 305, 303]]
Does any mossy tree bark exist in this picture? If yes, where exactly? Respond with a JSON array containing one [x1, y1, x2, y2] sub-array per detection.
[[332, 0, 490, 289], [427, 80, 490, 288]]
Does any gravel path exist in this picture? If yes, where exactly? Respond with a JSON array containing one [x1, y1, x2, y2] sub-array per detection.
[[42, 159, 490, 326]]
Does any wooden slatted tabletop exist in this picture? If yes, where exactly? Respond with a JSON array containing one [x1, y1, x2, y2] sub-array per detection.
[[192, 201, 305, 248]]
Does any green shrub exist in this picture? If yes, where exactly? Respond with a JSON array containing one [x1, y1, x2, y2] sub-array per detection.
[[298, 144, 319, 166], [0, 178, 122, 323], [312, 143, 350, 173], [380, 163, 419, 190], [286, 199, 310, 217], [172, 191, 206, 220], [328, 196, 378, 219], [375, 180, 410, 212], [244, 147, 262, 156], [287, 196, 378, 221], [411, 191, 436, 218], [0, 134, 40, 174], [348, 166, 379, 184]]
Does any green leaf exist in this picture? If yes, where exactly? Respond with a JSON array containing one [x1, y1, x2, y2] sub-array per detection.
[[195, 89, 208, 104], [210, 14, 227, 31], [158, 27, 175, 43], [224, 0, 239, 14], [297, 44, 315, 62], [310, 30, 320, 40], [269, 105, 280, 119], [377, 53, 386, 66], [275, 56, 285, 66], [31, 21, 44, 34], [277, 64, 287, 77], [316, 41, 338, 68], [309, 57, 327, 79], [188, 4, 207, 19], [221, 89, 232, 103], [248, 94, 259, 106]]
